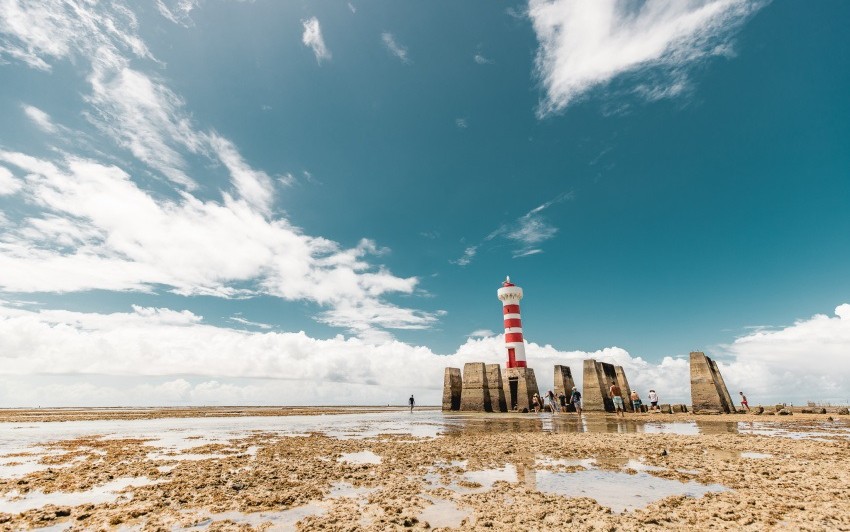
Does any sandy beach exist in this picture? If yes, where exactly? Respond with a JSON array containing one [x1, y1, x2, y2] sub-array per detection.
[[1, 407, 849, 531]]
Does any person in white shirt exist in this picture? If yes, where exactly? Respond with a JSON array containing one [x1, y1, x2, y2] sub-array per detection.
[[648, 390, 659, 411]]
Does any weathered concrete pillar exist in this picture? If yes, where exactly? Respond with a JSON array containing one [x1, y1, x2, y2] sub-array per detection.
[[709, 358, 735, 412], [582, 359, 617, 412], [485, 364, 507, 412], [614, 366, 633, 412], [442, 367, 462, 411], [502, 367, 540, 411], [582, 359, 606, 411], [690, 351, 733, 413], [554, 365, 575, 399], [460, 362, 491, 412]]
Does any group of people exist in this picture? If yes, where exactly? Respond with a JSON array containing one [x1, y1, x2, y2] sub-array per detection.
[[528, 384, 666, 417], [532, 387, 584, 414]]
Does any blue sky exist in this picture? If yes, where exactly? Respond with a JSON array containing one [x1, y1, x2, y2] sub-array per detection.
[[1, 0, 849, 406]]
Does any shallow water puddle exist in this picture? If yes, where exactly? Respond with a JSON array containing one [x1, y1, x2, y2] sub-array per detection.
[[418, 496, 472, 528], [0, 476, 156, 514], [181, 482, 372, 530], [182, 503, 326, 530], [535, 469, 726, 513], [424, 456, 727, 513], [740, 452, 773, 459], [338, 451, 381, 464]]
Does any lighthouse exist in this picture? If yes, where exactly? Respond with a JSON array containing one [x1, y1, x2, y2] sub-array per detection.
[[498, 276, 526, 369]]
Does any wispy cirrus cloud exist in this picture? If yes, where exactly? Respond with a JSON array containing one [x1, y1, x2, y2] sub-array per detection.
[[301, 17, 331, 64], [529, 0, 767, 116], [0, 0, 436, 339], [454, 192, 572, 265], [381, 32, 410, 64], [229, 314, 273, 330], [21, 104, 58, 134]]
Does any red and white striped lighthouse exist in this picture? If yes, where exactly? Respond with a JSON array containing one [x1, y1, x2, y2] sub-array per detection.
[[497, 276, 526, 369]]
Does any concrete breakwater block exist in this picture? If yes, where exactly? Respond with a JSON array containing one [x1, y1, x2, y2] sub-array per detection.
[[690, 352, 734, 414], [485, 364, 507, 413], [442, 367, 462, 411], [460, 362, 491, 412]]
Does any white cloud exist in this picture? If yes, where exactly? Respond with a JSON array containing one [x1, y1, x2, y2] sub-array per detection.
[[456, 193, 572, 265], [473, 53, 494, 65], [528, 0, 766, 116], [0, 149, 431, 336], [381, 32, 410, 64], [468, 329, 496, 338], [0, 0, 151, 71], [451, 245, 477, 267], [0, 302, 848, 407], [455, 118, 468, 128], [718, 304, 850, 405], [301, 17, 331, 64], [85, 47, 206, 189], [229, 315, 273, 330], [21, 104, 58, 134], [155, 0, 201, 27], [348, 3, 356, 14], [207, 134, 275, 215], [0, 165, 22, 195]]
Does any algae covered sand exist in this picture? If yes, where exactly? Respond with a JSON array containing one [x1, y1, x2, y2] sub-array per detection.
[[1, 408, 848, 530]]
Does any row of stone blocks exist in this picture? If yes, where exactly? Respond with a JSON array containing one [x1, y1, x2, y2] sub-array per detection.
[[444, 351, 734, 414], [443, 363, 542, 412]]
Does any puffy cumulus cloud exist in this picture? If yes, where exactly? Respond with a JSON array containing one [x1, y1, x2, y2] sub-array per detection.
[[301, 17, 331, 64], [528, 0, 766, 116], [0, 302, 690, 406], [718, 304, 850, 404], [2, 302, 848, 407]]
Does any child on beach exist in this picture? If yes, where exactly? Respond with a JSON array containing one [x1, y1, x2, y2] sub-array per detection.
[[532, 393, 541, 413]]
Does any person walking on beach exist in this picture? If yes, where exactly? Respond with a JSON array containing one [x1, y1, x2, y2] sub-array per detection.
[[648, 389, 659, 411], [630, 390, 642, 413], [609, 381, 625, 418], [558, 391, 567, 413], [739, 392, 750, 411], [409, 395, 415, 412], [532, 393, 541, 413], [547, 390, 559, 413], [570, 387, 582, 416]]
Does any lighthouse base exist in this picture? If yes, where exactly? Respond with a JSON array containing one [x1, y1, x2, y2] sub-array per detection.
[[502, 367, 540, 412]]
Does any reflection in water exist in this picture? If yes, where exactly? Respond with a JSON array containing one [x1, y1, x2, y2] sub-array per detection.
[[441, 413, 741, 437], [534, 469, 726, 513]]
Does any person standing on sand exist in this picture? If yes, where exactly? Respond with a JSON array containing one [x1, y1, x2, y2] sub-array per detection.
[[739, 392, 750, 411], [532, 393, 541, 413], [648, 389, 659, 411], [630, 390, 642, 413], [409, 395, 415, 412], [558, 391, 567, 412], [570, 387, 582, 416], [609, 381, 625, 418]]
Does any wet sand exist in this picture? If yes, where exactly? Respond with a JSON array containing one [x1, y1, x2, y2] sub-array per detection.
[[1, 408, 849, 530]]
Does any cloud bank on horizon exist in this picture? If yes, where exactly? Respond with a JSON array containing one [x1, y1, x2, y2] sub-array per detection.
[[1, 301, 848, 407]]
